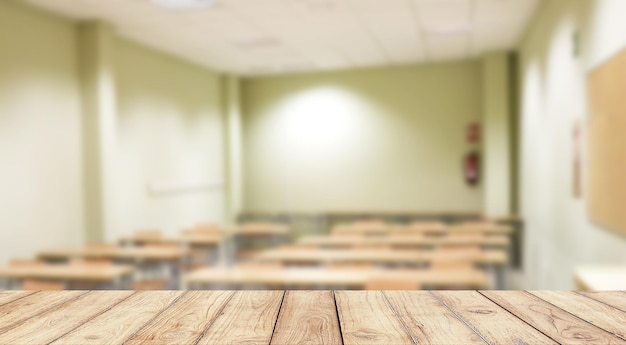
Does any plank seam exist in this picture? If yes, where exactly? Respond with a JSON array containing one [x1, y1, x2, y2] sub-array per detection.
[[574, 291, 626, 314], [331, 290, 345, 345], [429, 291, 492, 345], [192, 290, 238, 345], [267, 290, 287, 345], [0, 290, 92, 335], [46, 291, 139, 345], [477, 291, 562, 345], [0, 291, 39, 308], [380, 291, 418, 345], [525, 290, 626, 342], [120, 290, 189, 345]]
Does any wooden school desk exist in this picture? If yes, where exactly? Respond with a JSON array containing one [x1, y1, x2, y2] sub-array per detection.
[[0, 264, 134, 290], [38, 246, 188, 289], [0, 290, 623, 344], [38, 246, 188, 262], [297, 234, 511, 248], [183, 267, 489, 289], [119, 233, 225, 247], [253, 248, 508, 266]]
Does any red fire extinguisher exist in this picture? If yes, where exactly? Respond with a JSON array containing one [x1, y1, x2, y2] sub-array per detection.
[[465, 151, 480, 185]]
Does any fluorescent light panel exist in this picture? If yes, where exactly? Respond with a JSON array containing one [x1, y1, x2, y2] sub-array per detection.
[[152, 0, 216, 10]]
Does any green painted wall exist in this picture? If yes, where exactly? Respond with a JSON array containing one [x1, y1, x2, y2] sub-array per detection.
[[242, 61, 484, 213]]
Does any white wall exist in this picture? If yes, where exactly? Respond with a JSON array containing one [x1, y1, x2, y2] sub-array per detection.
[[0, 1, 84, 263], [243, 62, 484, 213], [112, 38, 225, 239], [519, 0, 626, 289]]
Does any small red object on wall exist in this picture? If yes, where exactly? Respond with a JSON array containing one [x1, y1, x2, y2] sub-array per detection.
[[467, 122, 480, 143], [465, 151, 480, 185]]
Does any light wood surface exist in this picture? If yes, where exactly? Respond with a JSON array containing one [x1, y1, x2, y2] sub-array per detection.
[[336, 290, 414, 344], [38, 246, 187, 262], [298, 234, 510, 248], [197, 290, 284, 345], [383, 291, 486, 344], [184, 267, 489, 289], [124, 291, 233, 345], [577, 290, 626, 312], [254, 248, 508, 265], [0, 264, 134, 281], [0, 291, 624, 344], [271, 291, 342, 345], [480, 290, 626, 344], [574, 265, 626, 290]]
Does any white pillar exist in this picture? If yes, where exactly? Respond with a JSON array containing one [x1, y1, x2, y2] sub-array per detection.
[[482, 53, 512, 218], [222, 75, 243, 224], [78, 22, 118, 242]]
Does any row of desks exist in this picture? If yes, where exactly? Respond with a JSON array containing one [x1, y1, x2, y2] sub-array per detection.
[[254, 248, 508, 265], [297, 234, 510, 248]]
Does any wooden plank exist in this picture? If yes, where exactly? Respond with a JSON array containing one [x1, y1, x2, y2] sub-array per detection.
[[481, 290, 626, 345], [529, 291, 626, 340], [270, 291, 341, 345], [432, 291, 557, 344], [124, 291, 234, 345], [51, 291, 184, 345], [0, 291, 135, 344], [0, 291, 89, 333], [383, 291, 486, 345], [196, 290, 284, 345], [335, 291, 414, 345], [577, 291, 626, 312], [0, 291, 37, 307]]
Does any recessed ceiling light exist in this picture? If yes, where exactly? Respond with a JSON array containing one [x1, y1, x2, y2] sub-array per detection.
[[233, 37, 281, 50], [423, 23, 472, 35], [152, 0, 216, 10]]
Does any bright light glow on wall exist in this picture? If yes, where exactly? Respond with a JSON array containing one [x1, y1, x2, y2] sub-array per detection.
[[273, 87, 368, 158]]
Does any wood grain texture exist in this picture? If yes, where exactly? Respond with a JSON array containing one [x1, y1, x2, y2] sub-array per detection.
[[335, 291, 414, 345], [529, 290, 626, 340], [0, 290, 88, 333], [432, 290, 558, 345], [0, 291, 37, 307], [124, 291, 234, 345], [270, 290, 341, 345], [51, 291, 184, 345], [0, 291, 135, 345], [481, 290, 626, 345], [577, 291, 626, 312], [383, 291, 486, 345], [196, 290, 284, 345]]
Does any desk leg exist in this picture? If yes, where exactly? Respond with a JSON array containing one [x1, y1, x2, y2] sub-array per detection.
[[492, 266, 505, 289]]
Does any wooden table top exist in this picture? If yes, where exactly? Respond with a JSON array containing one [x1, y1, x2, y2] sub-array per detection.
[[119, 234, 224, 246], [184, 267, 488, 288], [333, 224, 513, 235], [298, 234, 510, 248], [575, 265, 626, 290], [227, 223, 290, 236], [0, 290, 623, 344], [0, 264, 134, 281], [255, 248, 508, 265], [38, 246, 188, 262]]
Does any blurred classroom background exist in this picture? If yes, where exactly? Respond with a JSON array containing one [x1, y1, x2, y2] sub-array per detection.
[[0, 0, 625, 291]]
